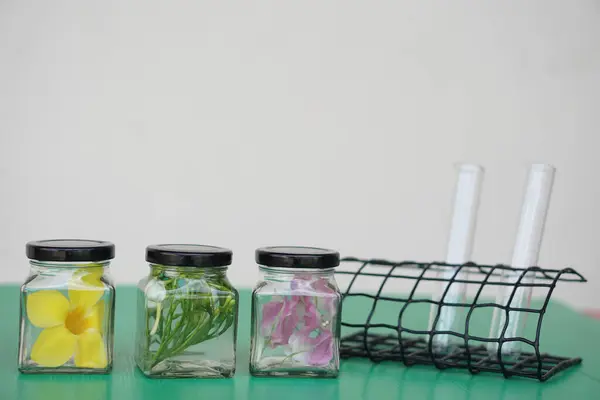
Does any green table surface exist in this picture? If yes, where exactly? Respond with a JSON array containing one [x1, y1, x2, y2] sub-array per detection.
[[1, 285, 599, 400]]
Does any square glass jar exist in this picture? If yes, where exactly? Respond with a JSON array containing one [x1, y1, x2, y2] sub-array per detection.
[[135, 244, 239, 378], [250, 246, 342, 377], [18, 239, 116, 374]]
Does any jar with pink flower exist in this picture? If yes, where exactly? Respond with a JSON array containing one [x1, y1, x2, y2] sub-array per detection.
[[250, 246, 341, 377]]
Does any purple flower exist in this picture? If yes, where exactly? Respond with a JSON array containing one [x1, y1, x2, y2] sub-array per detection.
[[260, 277, 338, 359], [303, 297, 320, 330], [311, 278, 338, 316], [311, 278, 335, 294], [261, 296, 301, 347], [288, 328, 334, 366], [307, 330, 334, 365], [290, 275, 312, 292]]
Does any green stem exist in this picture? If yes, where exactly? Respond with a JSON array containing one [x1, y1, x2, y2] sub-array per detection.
[[162, 300, 177, 339], [278, 351, 308, 367], [168, 319, 213, 356], [149, 303, 162, 335], [146, 281, 236, 369]]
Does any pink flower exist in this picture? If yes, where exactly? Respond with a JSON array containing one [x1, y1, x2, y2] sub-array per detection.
[[307, 330, 334, 365], [288, 328, 334, 366], [261, 296, 301, 347], [311, 278, 335, 294], [303, 298, 320, 330], [260, 277, 338, 352], [261, 299, 286, 328], [290, 275, 313, 291], [311, 278, 338, 316]]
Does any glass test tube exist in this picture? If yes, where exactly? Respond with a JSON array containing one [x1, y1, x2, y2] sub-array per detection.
[[488, 164, 555, 357], [428, 164, 484, 352]]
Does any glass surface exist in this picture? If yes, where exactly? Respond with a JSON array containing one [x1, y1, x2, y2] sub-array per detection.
[[18, 261, 115, 374], [250, 267, 341, 377], [488, 269, 537, 357], [135, 265, 238, 378], [427, 266, 469, 353]]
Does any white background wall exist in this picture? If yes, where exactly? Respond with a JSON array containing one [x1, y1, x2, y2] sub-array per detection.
[[1, 1, 598, 308]]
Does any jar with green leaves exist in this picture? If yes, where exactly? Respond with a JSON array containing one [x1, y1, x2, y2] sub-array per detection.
[[135, 244, 238, 378]]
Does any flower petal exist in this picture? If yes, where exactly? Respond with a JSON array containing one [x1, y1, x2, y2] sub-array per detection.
[[261, 300, 284, 332], [30, 326, 77, 367], [83, 300, 105, 332], [26, 291, 70, 328], [69, 269, 105, 311], [303, 298, 320, 330], [307, 330, 334, 366], [145, 280, 166, 303], [311, 279, 338, 316], [270, 298, 301, 346], [290, 275, 312, 291], [73, 266, 104, 279], [75, 331, 107, 368], [272, 314, 298, 346], [311, 278, 335, 294], [286, 331, 310, 363]]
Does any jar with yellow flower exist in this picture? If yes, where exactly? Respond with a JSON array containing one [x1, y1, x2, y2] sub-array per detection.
[[18, 240, 115, 374]]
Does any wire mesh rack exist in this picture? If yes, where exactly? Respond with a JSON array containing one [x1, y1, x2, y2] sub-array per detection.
[[336, 257, 587, 381]]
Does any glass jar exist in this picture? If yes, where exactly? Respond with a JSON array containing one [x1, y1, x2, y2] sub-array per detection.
[[250, 246, 342, 377], [135, 244, 238, 378], [18, 239, 116, 374]]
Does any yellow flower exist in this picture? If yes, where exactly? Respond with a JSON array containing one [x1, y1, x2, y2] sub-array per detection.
[[26, 268, 108, 368]]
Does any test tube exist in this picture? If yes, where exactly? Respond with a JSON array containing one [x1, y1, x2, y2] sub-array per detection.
[[488, 164, 555, 357], [428, 164, 484, 352]]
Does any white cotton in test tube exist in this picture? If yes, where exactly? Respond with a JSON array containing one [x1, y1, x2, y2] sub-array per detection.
[[488, 164, 555, 356], [429, 164, 484, 352]]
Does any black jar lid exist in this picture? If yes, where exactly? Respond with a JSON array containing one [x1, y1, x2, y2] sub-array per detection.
[[146, 244, 233, 267], [256, 246, 340, 269], [26, 239, 115, 262]]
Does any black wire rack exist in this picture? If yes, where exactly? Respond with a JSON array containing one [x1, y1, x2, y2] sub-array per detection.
[[336, 257, 587, 381]]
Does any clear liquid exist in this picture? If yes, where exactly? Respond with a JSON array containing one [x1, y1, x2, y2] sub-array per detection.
[[250, 275, 341, 377], [18, 265, 114, 374], [135, 281, 237, 378]]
